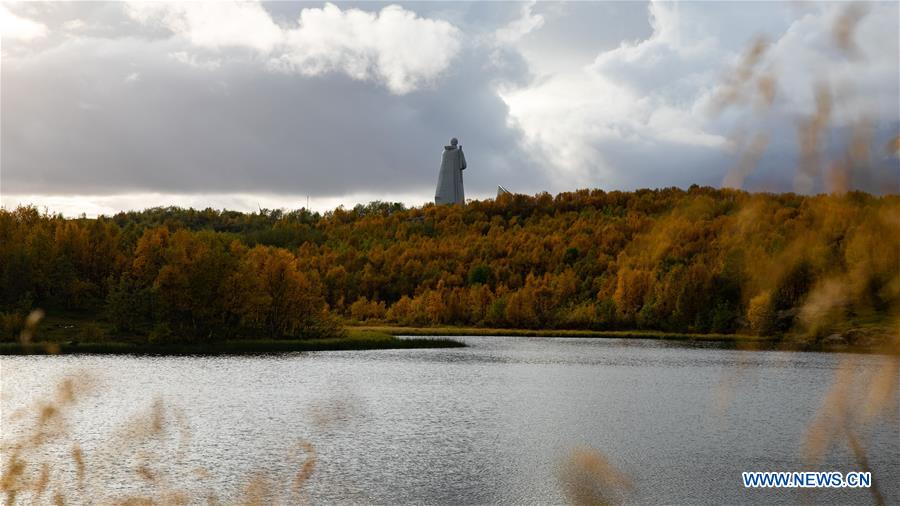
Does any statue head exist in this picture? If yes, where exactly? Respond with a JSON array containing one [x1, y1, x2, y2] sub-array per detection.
[[450, 137, 458, 147]]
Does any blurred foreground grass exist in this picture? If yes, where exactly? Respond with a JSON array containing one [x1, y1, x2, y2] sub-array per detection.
[[1, 373, 318, 505]]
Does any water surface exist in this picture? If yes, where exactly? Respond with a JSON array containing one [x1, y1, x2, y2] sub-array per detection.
[[2, 337, 898, 504]]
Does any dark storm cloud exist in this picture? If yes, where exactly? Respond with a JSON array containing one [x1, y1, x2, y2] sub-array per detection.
[[1, 4, 546, 199]]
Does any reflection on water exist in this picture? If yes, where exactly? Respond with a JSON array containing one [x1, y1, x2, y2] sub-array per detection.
[[2, 337, 898, 504]]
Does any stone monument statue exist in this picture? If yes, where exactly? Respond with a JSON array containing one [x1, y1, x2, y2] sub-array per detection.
[[435, 137, 466, 205]]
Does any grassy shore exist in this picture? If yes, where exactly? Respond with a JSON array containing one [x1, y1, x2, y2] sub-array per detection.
[[0, 329, 464, 356], [352, 324, 900, 354], [5, 315, 894, 355], [353, 325, 767, 342]]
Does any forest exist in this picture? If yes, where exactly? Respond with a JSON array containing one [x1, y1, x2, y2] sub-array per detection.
[[2, 186, 898, 345]]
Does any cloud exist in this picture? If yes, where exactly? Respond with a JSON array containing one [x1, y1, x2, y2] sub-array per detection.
[[500, 0, 899, 192], [1, 18, 543, 200], [124, 1, 283, 52], [494, 1, 544, 45], [61, 19, 86, 32], [499, 1, 739, 188], [125, 1, 462, 95], [2, 0, 897, 215], [169, 50, 221, 70], [273, 3, 462, 95], [0, 4, 48, 41], [1, 191, 432, 217]]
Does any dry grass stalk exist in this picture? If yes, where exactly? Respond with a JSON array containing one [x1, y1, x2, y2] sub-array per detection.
[[886, 135, 900, 156], [1, 372, 93, 504], [795, 84, 832, 193], [803, 328, 899, 506], [756, 73, 777, 107], [237, 474, 275, 506], [832, 3, 869, 57], [712, 36, 771, 112], [1, 372, 323, 505], [723, 133, 770, 189], [559, 448, 633, 506], [291, 441, 317, 499]]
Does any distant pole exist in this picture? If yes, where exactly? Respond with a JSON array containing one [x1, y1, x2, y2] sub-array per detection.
[[307, 195, 310, 210]]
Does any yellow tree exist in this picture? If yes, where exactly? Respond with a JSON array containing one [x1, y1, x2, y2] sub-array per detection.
[[227, 246, 332, 338]]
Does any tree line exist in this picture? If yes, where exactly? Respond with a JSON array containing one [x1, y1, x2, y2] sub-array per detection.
[[2, 187, 898, 342]]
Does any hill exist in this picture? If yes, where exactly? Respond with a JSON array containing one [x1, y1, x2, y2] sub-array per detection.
[[2, 186, 898, 346]]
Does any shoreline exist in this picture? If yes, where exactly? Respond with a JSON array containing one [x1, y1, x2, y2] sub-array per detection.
[[3, 324, 895, 356], [354, 325, 898, 354], [354, 325, 764, 341], [0, 330, 464, 356]]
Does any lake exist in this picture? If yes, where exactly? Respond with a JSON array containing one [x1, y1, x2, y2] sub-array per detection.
[[2, 337, 898, 504]]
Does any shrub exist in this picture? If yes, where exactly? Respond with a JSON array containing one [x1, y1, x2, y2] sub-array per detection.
[[349, 297, 387, 322], [467, 264, 495, 286], [77, 323, 107, 343], [147, 323, 176, 345], [0, 311, 24, 342]]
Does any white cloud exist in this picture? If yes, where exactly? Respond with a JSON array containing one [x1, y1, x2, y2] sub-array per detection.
[[760, 3, 900, 124], [272, 3, 461, 95], [62, 19, 86, 32], [124, 71, 140, 83], [169, 50, 221, 70], [495, 1, 544, 45], [500, 0, 899, 191], [124, 1, 283, 52], [125, 1, 462, 95], [499, 2, 732, 188], [0, 4, 48, 41], [500, 71, 625, 186]]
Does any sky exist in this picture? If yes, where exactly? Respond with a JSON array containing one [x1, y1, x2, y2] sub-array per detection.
[[2, 0, 898, 216]]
